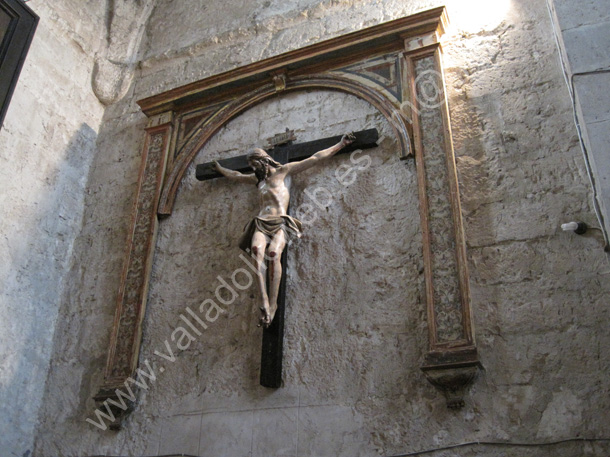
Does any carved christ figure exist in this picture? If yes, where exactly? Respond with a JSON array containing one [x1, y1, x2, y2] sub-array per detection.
[[215, 133, 355, 327]]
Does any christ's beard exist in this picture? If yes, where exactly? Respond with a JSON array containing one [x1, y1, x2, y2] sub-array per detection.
[[254, 164, 269, 184]]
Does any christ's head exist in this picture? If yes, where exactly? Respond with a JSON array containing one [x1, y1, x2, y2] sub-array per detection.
[[247, 148, 280, 183]]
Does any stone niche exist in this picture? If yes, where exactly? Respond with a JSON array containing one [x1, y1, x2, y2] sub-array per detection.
[[93, 6, 481, 444]]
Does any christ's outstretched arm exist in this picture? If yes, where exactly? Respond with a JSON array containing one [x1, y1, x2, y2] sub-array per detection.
[[215, 161, 258, 184], [282, 133, 355, 175]]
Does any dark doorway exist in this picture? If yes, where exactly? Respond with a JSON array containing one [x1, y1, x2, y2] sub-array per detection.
[[0, 0, 37, 129]]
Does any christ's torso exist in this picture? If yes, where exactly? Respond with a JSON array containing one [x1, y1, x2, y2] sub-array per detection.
[[257, 170, 291, 217]]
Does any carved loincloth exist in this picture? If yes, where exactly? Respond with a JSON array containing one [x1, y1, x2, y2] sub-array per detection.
[[238, 215, 303, 252]]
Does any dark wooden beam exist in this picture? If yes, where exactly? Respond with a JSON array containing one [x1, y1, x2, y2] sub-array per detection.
[[196, 128, 379, 181], [199, 128, 378, 388], [260, 247, 288, 388]]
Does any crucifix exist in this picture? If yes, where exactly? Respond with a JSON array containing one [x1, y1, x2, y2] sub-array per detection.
[[196, 128, 379, 387]]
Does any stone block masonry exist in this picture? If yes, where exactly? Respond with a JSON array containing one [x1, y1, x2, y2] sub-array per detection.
[[3, 0, 606, 456]]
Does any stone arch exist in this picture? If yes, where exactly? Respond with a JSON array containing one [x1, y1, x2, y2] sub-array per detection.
[[158, 73, 412, 215]]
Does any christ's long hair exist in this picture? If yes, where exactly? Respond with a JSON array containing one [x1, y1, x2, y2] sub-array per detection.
[[247, 148, 281, 184]]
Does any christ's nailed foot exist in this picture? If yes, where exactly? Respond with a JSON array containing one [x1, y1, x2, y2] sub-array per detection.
[[259, 307, 272, 328]]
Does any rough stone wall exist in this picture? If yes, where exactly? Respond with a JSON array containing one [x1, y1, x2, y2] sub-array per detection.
[[443, 0, 610, 451], [547, 0, 610, 240], [29, 0, 610, 456], [0, 2, 106, 455], [138, 90, 419, 456]]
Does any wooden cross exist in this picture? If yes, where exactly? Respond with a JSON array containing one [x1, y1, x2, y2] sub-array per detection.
[[196, 128, 379, 388]]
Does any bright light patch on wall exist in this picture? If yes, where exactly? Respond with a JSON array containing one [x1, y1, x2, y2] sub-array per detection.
[[447, 0, 512, 33]]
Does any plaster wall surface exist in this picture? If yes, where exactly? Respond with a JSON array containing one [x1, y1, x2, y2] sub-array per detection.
[[0, 2, 107, 455], [548, 0, 610, 239], [27, 0, 610, 456]]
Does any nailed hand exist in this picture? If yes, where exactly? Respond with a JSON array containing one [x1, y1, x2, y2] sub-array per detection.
[[341, 132, 356, 146]]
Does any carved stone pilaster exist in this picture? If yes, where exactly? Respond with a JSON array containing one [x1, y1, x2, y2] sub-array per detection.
[[405, 43, 481, 407], [94, 112, 173, 429]]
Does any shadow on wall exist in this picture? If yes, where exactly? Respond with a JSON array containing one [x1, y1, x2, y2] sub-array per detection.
[[0, 123, 98, 457]]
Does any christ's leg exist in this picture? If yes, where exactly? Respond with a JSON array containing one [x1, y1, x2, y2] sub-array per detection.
[[266, 229, 286, 327], [250, 230, 270, 326]]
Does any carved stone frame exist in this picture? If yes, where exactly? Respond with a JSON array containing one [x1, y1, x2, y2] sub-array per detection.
[[94, 6, 481, 428]]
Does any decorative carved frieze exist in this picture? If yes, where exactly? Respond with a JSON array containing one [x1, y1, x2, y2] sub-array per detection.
[[339, 53, 404, 103]]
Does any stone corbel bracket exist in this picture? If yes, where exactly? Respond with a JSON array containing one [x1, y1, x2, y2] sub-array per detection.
[[94, 6, 480, 429]]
